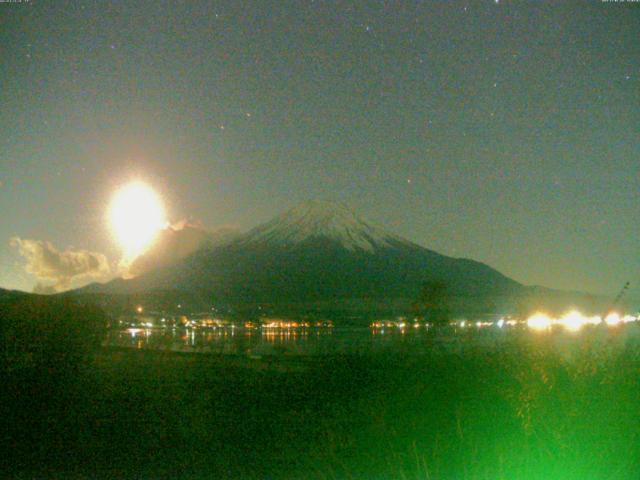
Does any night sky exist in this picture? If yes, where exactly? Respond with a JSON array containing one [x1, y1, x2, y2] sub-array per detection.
[[1, 0, 638, 296]]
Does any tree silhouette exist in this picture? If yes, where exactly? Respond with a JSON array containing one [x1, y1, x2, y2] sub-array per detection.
[[412, 280, 451, 325]]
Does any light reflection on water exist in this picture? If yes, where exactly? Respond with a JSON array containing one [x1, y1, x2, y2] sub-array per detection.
[[104, 323, 640, 356]]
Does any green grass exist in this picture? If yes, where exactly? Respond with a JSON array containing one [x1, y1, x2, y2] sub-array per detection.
[[3, 327, 640, 479]]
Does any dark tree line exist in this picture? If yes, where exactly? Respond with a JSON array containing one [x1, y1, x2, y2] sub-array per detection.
[[411, 280, 451, 325], [0, 295, 107, 372]]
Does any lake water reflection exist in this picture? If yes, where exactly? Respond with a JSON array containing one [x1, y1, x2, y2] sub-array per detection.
[[103, 322, 638, 356], [103, 309, 640, 357]]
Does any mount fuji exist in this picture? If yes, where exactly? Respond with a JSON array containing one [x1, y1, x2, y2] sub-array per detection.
[[78, 201, 523, 311]]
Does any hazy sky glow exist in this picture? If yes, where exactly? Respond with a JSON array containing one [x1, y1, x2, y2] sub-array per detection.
[[0, 1, 638, 295]]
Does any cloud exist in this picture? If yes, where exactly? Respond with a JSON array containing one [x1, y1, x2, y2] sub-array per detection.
[[126, 222, 240, 277], [10, 237, 111, 292]]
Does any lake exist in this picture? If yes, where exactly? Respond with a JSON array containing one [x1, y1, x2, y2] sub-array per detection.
[[104, 320, 640, 356]]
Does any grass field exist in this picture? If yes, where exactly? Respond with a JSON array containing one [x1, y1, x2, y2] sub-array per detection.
[[3, 327, 640, 479]]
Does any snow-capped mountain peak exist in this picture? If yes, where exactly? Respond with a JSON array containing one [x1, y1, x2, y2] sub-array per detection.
[[241, 200, 402, 252]]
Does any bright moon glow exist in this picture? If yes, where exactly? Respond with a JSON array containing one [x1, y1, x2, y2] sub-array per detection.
[[109, 182, 166, 258]]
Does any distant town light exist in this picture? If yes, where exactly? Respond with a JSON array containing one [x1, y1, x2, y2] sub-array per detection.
[[586, 315, 602, 325], [558, 311, 584, 332], [605, 312, 622, 326], [527, 313, 552, 331]]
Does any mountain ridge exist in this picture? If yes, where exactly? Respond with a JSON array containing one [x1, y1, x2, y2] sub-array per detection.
[[238, 200, 412, 252], [76, 201, 524, 310]]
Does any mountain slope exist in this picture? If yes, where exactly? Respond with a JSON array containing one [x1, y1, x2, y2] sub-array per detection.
[[82, 200, 523, 305], [0, 288, 30, 302], [238, 200, 410, 252], [127, 224, 240, 277]]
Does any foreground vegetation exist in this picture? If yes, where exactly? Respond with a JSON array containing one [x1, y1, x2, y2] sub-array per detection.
[[2, 299, 640, 479]]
